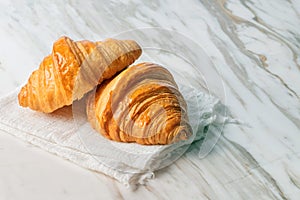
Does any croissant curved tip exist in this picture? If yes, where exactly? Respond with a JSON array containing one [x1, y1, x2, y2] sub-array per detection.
[[171, 126, 193, 144], [126, 39, 142, 52], [18, 86, 27, 107]]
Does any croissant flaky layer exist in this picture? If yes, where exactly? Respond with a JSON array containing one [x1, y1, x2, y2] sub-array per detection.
[[18, 36, 142, 113], [87, 62, 192, 145]]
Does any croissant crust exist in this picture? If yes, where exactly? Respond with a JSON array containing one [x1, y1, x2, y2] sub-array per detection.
[[18, 36, 141, 113], [86, 62, 192, 145]]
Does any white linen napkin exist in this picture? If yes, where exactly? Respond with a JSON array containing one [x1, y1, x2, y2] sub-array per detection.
[[0, 85, 230, 187]]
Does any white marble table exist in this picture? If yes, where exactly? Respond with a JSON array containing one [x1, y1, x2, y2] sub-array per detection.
[[0, 0, 299, 199]]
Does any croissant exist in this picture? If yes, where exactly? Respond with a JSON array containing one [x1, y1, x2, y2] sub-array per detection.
[[86, 62, 192, 145], [18, 36, 141, 113]]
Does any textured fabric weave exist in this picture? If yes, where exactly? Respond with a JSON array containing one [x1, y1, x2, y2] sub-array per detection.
[[0, 86, 229, 187]]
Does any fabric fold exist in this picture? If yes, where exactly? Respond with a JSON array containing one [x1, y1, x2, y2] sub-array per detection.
[[0, 86, 230, 187]]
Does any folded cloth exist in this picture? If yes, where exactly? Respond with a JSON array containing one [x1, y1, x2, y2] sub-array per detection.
[[0, 85, 230, 187]]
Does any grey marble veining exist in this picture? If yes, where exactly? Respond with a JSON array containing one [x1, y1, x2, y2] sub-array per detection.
[[0, 0, 299, 199]]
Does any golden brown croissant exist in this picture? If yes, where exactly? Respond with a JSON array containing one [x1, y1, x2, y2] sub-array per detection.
[[86, 62, 192, 145], [18, 36, 141, 113]]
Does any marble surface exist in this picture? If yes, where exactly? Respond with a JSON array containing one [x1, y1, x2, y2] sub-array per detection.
[[0, 0, 299, 199]]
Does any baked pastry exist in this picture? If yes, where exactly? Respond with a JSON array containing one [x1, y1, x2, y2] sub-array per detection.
[[18, 36, 141, 113], [86, 62, 192, 145]]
